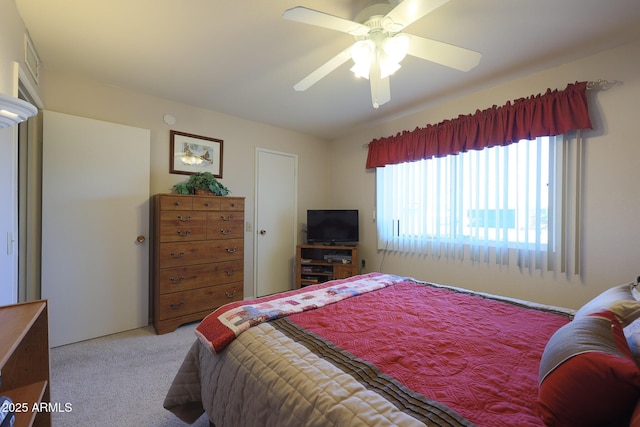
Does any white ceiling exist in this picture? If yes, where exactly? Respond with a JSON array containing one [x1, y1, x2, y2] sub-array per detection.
[[15, 0, 640, 140]]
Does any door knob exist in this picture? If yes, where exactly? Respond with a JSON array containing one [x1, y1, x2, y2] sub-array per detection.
[[136, 235, 146, 243], [259, 230, 267, 235]]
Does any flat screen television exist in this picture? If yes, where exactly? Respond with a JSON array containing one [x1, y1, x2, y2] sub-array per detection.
[[306, 209, 359, 245]]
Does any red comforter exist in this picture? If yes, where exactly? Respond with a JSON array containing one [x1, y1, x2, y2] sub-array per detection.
[[286, 280, 570, 427]]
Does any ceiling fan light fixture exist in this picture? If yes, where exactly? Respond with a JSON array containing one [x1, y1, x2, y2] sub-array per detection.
[[378, 34, 408, 78], [383, 33, 410, 63], [350, 63, 370, 79], [379, 59, 401, 79], [350, 40, 375, 79]]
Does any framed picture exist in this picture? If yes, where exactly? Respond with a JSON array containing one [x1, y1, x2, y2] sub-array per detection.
[[170, 130, 223, 177]]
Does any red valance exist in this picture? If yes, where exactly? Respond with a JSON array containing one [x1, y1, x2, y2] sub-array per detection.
[[366, 81, 592, 169]]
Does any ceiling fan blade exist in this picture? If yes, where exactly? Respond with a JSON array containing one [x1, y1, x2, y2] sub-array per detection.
[[407, 35, 481, 71], [369, 62, 391, 109], [294, 47, 353, 91], [283, 6, 370, 36], [384, 0, 450, 31]]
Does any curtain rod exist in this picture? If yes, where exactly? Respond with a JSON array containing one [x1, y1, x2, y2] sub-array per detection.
[[586, 79, 619, 90]]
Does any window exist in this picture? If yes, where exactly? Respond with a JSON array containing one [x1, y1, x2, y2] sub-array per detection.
[[376, 134, 581, 274]]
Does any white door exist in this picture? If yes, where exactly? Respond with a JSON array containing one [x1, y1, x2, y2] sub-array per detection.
[[254, 149, 297, 297], [0, 126, 18, 306], [41, 111, 150, 347]]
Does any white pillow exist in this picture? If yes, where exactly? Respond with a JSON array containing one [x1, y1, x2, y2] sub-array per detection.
[[574, 282, 640, 327]]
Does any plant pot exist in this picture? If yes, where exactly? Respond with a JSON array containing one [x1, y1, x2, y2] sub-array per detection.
[[195, 189, 216, 196]]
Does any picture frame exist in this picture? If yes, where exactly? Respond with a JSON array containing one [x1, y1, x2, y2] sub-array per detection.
[[170, 130, 223, 177]]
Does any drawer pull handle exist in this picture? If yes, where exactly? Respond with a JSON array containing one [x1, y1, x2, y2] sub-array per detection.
[[225, 268, 237, 275], [174, 201, 180, 206], [220, 228, 232, 235], [170, 301, 185, 310], [225, 290, 237, 298], [170, 251, 185, 258], [221, 214, 234, 221], [225, 246, 237, 253], [170, 276, 185, 284], [177, 230, 192, 237], [177, 215, 191, 222], [205, 202, 211, 207]]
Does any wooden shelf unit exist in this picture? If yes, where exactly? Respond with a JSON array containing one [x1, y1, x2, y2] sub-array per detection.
[[0, 300, 51, 427], [295, 244, 358, 288]]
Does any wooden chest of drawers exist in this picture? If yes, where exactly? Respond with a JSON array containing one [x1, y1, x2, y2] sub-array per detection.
[[152, 194, 245, 334]]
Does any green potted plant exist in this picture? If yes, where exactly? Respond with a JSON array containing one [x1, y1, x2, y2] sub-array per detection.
[[173, 172, 230, 196]]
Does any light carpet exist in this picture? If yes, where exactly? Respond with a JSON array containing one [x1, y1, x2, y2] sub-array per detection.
[[50, 322, 209, 427]]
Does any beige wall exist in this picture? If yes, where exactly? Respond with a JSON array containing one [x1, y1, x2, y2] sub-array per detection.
[[328, 38, 640, 310], [40, 69, 330, 298]]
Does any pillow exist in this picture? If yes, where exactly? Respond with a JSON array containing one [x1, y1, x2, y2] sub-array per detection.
[[625, 318, 640, 366], [538, 310, 640, 427], [574, 282, 640, 327]]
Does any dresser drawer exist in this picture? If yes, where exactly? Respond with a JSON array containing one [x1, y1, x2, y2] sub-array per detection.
[[221, 197, 244, 211], [159, 211, 207, 242], [159, 195, 193, 210], [192, 196, 221, 210], [207, 211, 244, 240], [158, 260, 244, 294], [157, 282, 243, 321], [159, 239, 244, 267]]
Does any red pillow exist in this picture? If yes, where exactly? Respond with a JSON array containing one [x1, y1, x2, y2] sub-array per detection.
[[537, 310, 640, 426]]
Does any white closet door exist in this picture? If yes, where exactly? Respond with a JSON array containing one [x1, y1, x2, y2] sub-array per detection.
[[42, 111, 150, 347], [254, 149, 297, 297]]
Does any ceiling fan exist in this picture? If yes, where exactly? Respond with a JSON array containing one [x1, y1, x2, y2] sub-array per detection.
[[283, 0, 482, 108]]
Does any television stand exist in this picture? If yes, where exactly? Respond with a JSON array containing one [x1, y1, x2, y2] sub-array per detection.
[[296, 244, 359, 288]]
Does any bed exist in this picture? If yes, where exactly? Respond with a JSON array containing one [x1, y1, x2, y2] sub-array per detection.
[[164, 272, 640, 427]]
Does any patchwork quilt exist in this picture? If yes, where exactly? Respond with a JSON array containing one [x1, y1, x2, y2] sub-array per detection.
[[196, 273, 404, 353]]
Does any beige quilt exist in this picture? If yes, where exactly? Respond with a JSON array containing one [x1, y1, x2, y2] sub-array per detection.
[[164, 321, 434, 426]]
